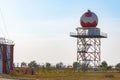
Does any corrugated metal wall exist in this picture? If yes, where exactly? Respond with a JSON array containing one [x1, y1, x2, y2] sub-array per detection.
[[0, 45, 3, 73], [0, 44, 14, 74]]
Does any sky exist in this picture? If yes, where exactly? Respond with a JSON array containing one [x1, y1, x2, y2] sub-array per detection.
[[0, 0, 120, 66]]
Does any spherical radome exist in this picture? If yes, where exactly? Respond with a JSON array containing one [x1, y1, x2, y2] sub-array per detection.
[[80, 10, 98, 28]]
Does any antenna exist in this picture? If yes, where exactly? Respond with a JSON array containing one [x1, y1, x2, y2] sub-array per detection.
[[0, 8, 9, 39]]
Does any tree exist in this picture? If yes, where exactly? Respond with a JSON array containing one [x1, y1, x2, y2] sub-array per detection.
[[115, 63, 120, 72], [107, 65, 112, 70], [56, 62, 63, 69], [28, 60, 38, 68], [21, 62, 27, 67], [100, 61, 108, 71], [101, 61, 108, 67], [46, 62, 51, 69], [73, 62, 80, 70]]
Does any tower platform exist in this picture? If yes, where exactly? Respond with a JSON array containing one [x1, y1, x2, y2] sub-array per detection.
[[0, 37, 14, 45], [70, 27, 107, 38]]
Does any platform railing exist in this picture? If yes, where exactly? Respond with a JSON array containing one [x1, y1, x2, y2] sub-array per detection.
[[100, 32, 107, 37], [0, 37, 14, 45], [70, 32, 107, 37]]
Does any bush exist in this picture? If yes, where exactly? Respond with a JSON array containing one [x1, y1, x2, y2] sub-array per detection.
[[9, 70, 20, 76], [105, 74, 114, 78]]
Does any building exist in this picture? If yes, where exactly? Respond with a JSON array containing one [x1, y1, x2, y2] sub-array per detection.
[[0, 37, 14, 74]]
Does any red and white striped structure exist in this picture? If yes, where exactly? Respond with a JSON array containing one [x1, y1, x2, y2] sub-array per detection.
[[0, 37, 14, 73], [70, 10, 107, 71]]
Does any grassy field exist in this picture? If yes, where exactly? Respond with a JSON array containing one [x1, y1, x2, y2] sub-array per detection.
[[33, 72, 120, 80], [1, 69, 120, 80]]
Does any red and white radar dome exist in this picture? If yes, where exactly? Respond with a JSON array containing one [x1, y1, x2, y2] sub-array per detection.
[[80, 10, 98, 28]]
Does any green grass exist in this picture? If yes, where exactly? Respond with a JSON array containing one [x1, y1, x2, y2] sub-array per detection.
[[1, 69, 120, 80]]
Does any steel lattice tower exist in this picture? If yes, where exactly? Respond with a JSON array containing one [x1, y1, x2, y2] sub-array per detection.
[[70, 10, 107, 70]]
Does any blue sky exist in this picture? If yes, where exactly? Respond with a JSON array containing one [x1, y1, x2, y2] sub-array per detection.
[[0, 0, 120, 66]]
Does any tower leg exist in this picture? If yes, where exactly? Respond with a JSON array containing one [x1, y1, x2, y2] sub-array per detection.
[[77, 38, 100, 71]]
